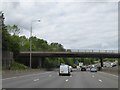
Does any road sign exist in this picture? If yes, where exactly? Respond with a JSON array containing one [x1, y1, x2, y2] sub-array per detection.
[[74, 61, 79, 65]]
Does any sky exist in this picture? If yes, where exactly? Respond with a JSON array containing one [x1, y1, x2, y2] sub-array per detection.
[[1, 0, 118, 50]]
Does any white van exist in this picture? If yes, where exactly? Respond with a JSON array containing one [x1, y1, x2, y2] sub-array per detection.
[[59, 64, 70, 76], [69, 66, 73, 72]]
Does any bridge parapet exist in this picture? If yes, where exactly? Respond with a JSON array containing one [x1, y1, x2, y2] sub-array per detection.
[[65, 49, 118, 53], [20, 49, 118, 54], [19, 50, 120, 58]]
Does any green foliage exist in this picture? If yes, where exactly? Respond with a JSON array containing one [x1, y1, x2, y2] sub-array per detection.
[[58, 58, 65, 64], [50, 43, 65, 51], [9, 35, 20, 54], [2, 26, 11, 51], [65, 58, 74, 66], [7, 25, 20, 35], [44, 58, 57, 70], [19, 36, 29, 51], [19, 36, 65, 52], [2, 25, 20, 55], [30, 37, 49, 51], [10, 62, 28, 70], [118, 60, 120, 66]]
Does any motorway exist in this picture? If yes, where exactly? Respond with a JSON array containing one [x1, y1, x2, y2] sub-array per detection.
[[2, 70, 118, 88]]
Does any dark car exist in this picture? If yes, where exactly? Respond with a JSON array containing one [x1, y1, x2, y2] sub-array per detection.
[[81, 67, 86, 71]]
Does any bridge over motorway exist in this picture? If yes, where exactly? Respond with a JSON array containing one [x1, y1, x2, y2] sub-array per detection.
[[17, 49, 120, 68]]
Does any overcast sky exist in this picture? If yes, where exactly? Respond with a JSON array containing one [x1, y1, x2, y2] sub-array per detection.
[[1, 0, 118, 50]]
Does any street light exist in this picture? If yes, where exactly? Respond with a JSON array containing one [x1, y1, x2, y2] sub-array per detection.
[[30, 20, 40, 68]]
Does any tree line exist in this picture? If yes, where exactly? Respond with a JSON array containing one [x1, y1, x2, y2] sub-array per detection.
[[2, 24, 98, 68]]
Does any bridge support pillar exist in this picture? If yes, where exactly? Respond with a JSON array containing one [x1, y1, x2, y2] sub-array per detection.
[[38, 58, 42, 68], [100, 58, 103, 67], [41, 57, 45, 68]]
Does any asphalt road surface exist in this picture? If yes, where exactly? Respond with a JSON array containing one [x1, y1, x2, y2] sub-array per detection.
[[2, 71, 118, 88]]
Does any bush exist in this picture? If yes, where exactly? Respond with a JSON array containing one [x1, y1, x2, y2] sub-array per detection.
[[10, 62, 28, 70]]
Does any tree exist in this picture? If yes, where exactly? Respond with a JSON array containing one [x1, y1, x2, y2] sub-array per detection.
[[7, 25, 20, 35], [19, 36, 29, 51], [2, 25, 21, 57], [2, 25, 11, 51], [9, 35, 20, 57], [66, 58, 74, 66], [50, 43, 65, 51]]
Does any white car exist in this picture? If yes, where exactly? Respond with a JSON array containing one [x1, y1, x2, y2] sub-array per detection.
[[90, 67, 97, 72], [59, 64, 70, 76]]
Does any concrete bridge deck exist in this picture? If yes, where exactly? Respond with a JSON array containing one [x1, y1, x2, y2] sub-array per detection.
[[19, 51, 120, 58]]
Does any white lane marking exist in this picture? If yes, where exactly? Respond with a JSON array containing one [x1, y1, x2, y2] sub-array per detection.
[[70, 75, 72, 77], [66, 79, 68, 82], [99, 72, 118, 77], [33, 79, 39, 81], [98, 79, 103, 82], [92, 75, 95, 77], [2, 77, 17, 80], [2, 72, 51, 81], [49, 75, 52, 77]]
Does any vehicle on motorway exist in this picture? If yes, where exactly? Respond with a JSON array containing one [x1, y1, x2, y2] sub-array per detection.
[[86, 67, 90, 71], [111, 62, 117, 67], [59, 64, 70, 76], [90, 67, 97, 72], [81, 66, 86, 71], [69, 66, 73, 72]]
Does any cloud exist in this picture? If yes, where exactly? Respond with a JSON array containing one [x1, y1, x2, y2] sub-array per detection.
[[2, 1, 118, 50]]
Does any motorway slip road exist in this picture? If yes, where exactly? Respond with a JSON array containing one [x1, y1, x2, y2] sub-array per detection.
[[2, 71, 118, 88]]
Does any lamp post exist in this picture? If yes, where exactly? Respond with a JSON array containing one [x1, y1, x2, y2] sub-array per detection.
[[30, 20, 40, 68]]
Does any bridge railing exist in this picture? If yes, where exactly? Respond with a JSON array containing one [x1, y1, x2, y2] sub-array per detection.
[[20, 49, 119, 54], [65, 49, 118, 53]]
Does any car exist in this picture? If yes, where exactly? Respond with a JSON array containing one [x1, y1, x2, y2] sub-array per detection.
[[90, 67, 97, 72], [81, 66, 86, 71], [86, 67, 90, 71], [59, 64, 70, 76], [111, 63, 117, 67]]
